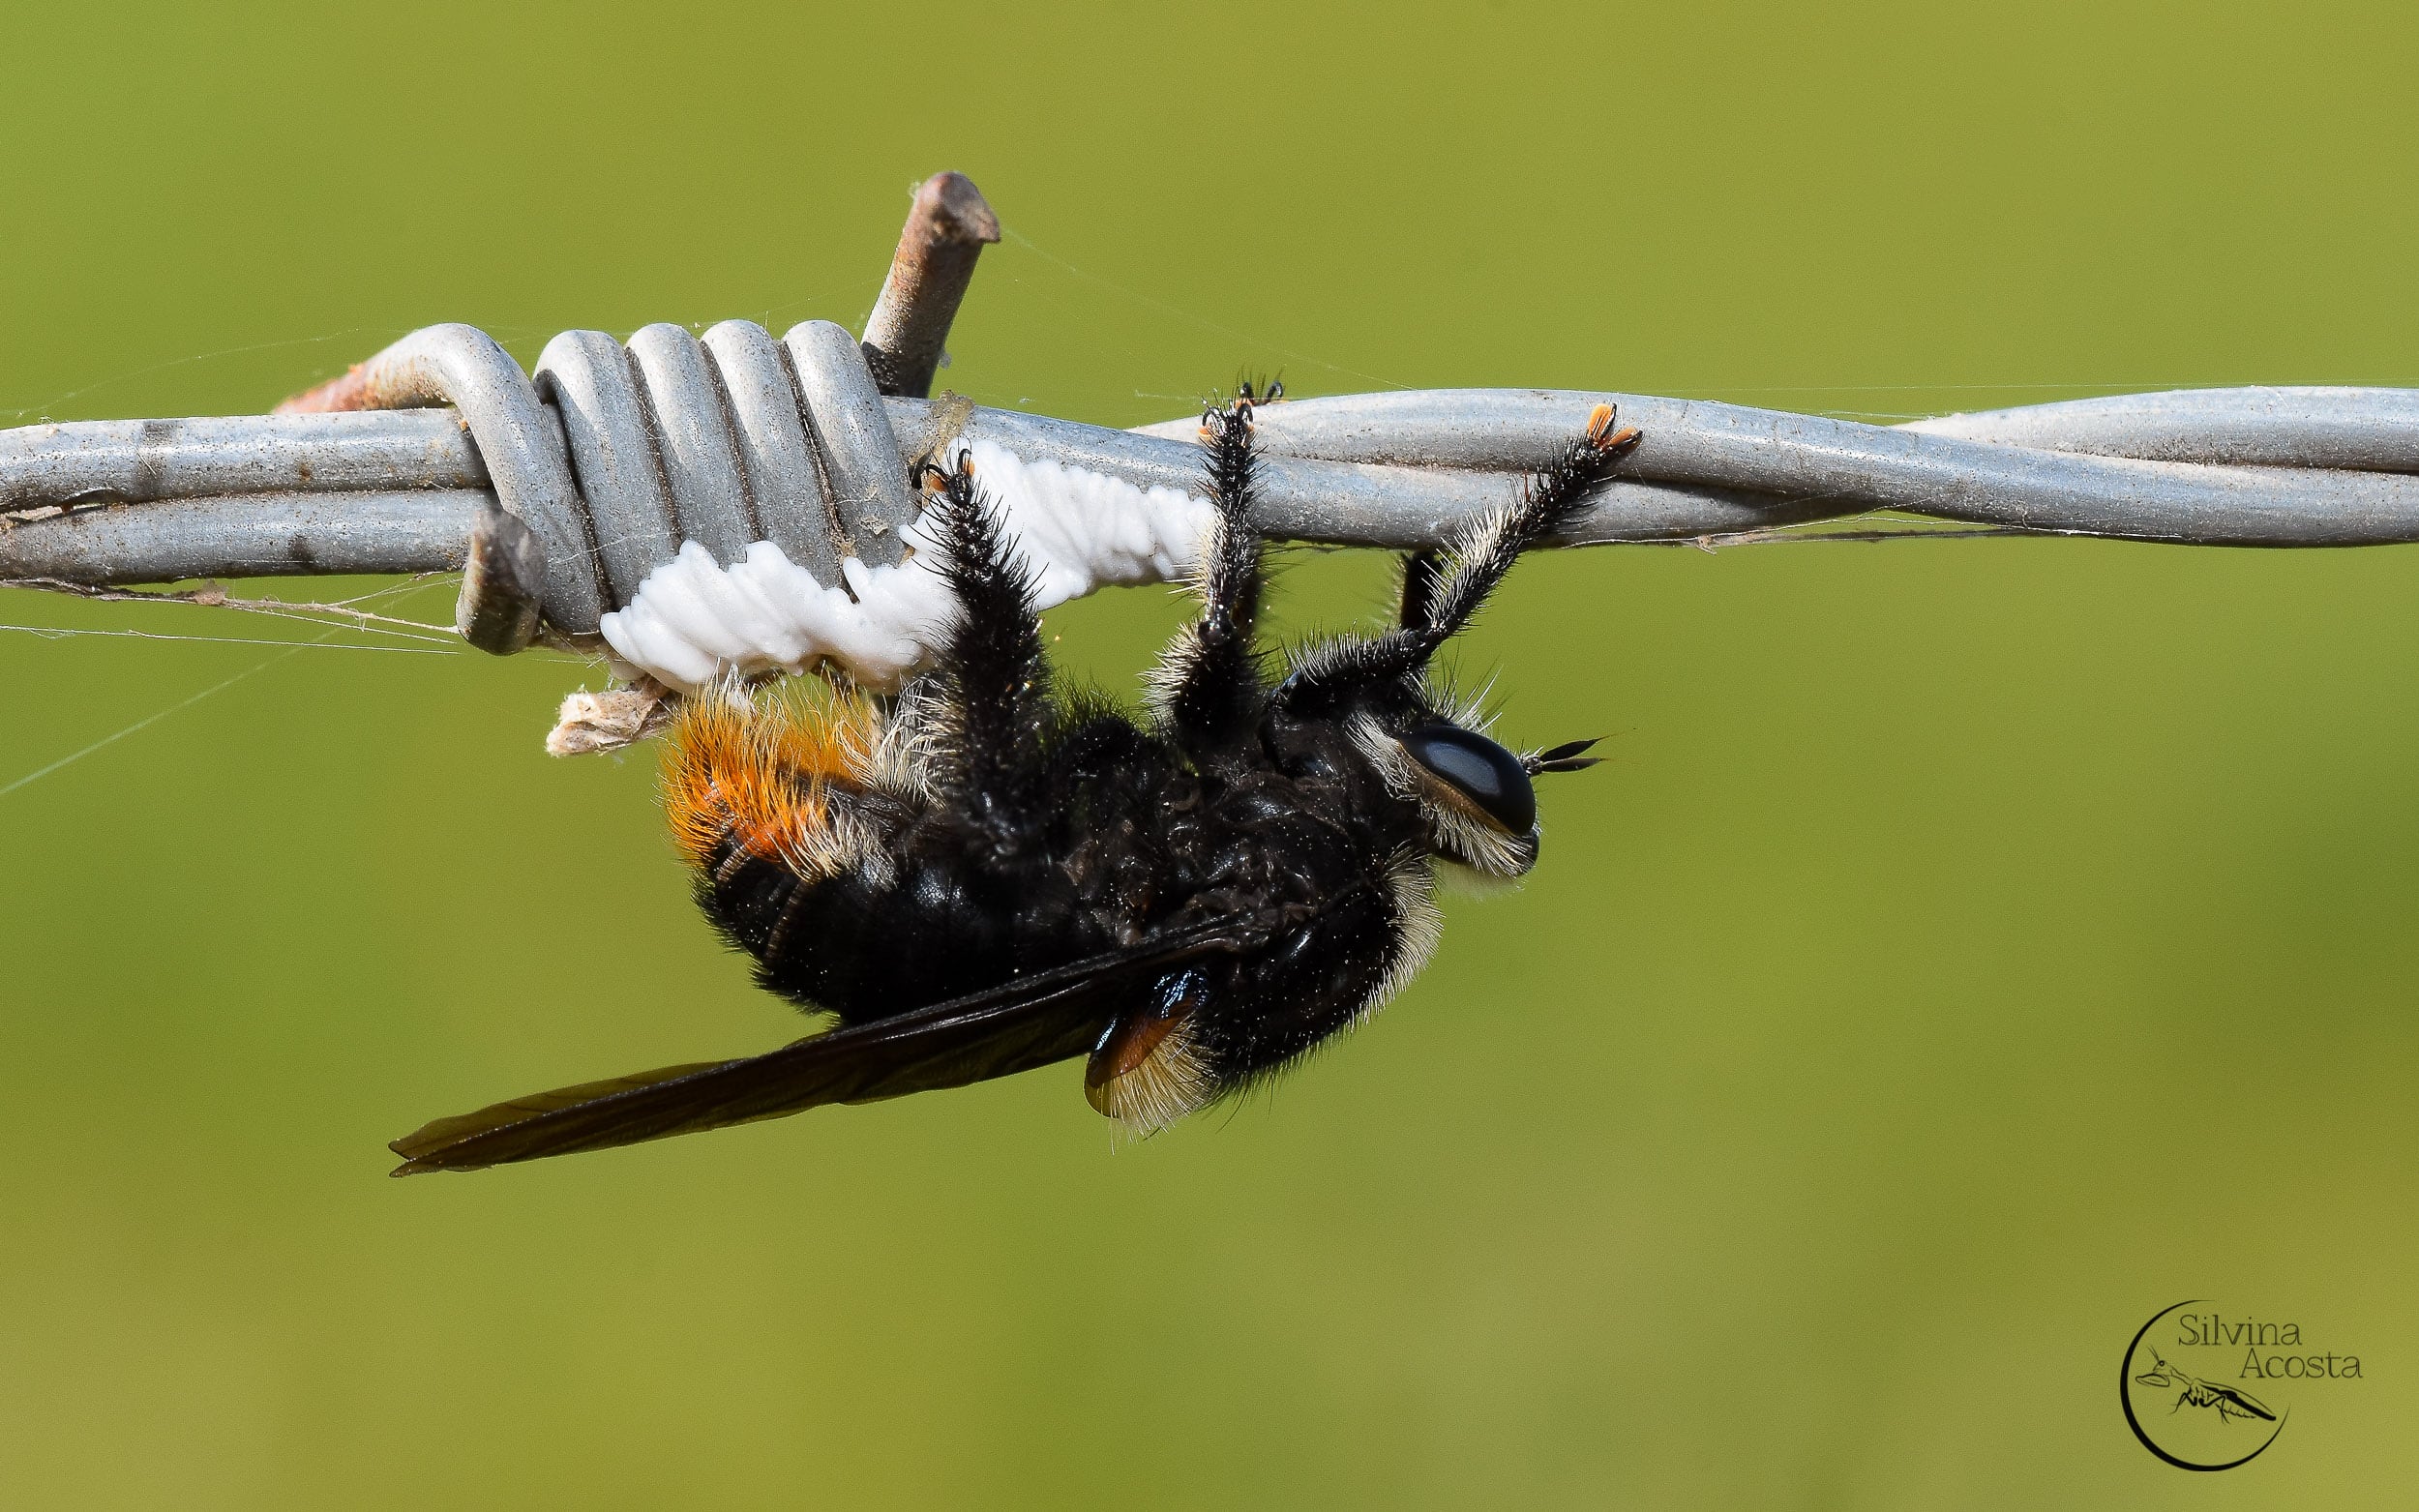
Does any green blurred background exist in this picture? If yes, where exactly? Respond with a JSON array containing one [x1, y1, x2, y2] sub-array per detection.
[[5, 2, 2417, 1505]]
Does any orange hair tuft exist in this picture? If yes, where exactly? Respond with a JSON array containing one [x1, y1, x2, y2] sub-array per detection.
[[661, 685, 881, 877]]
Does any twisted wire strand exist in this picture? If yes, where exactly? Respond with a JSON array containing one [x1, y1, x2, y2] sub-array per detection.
[[7, 323, 2419, 681], [10, 162, 2416, 680], [256, 317, 917, 645], [1185, 387, 2419, 546], [248, 316, 1220, 687]]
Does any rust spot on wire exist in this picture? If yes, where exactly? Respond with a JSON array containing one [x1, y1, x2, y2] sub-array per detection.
[[275, 362, 389, 416]]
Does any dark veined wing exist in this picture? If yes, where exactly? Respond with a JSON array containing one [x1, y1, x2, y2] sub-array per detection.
[[389, 909, 1282, 1175]]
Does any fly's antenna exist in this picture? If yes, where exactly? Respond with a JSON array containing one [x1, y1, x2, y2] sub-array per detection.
[[1525, 737, 1603, 776]]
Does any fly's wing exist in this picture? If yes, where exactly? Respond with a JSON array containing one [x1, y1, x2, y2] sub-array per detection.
[[389, 911, 1278, 1175]]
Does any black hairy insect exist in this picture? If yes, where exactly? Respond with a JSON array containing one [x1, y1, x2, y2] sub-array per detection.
[[391, 387, 1642, 1172]]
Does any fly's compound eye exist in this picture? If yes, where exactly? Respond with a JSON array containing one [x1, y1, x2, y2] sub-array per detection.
[[1399, 724, 1537, 835]]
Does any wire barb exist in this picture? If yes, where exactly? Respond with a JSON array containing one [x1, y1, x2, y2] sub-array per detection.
[[8, 172, 2419, 688], [860, 171, 1001, 400]]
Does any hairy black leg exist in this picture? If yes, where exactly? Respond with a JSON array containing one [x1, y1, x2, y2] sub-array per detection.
[[1397, 548, 1443, 633], [1153, 385, 1274, 758], [921, 452, 1055, 852], [1413, 402, 1639, 646], [1280, 402, 1639, 702]]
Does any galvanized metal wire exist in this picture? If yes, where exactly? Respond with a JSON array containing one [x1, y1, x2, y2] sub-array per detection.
[[9, 384, 2418, 595], [4, 171, 2416, 664]]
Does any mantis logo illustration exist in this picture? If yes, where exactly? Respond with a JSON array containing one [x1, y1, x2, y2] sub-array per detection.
[[2133, 1349, 2278, 1426], [2119, 1300, 2288, 1471]]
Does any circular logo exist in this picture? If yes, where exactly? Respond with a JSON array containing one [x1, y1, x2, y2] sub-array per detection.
[[2120, 1300, 2287, 1471]]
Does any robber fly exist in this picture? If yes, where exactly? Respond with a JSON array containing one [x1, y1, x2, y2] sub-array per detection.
[[390, 389, 1639, 1172]]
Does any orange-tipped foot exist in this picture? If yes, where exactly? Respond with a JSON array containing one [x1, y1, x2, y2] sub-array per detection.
[[1583, 402, 1641, 457]]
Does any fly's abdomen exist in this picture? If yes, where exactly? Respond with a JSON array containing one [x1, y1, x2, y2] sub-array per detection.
[[661, 689, 920, 1002], [662, 688, 894, 880]]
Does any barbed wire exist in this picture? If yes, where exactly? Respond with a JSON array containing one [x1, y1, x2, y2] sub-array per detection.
[[5, 171, 2415, 669]]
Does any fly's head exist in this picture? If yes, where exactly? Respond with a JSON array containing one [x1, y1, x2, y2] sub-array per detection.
[[1358, 708, 1598, 878], [1268, 559, 1606, 881], [1258, 403, 1634, 878], [1310, 673, 1598, 880]]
